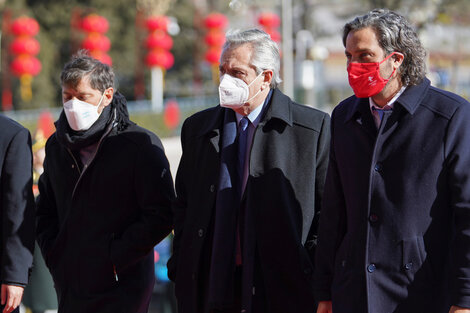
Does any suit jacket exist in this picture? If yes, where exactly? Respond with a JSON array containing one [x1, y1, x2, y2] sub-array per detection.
[[168, 88, 330, 313], [314, 78, 470, 312], [0, 114, 35, 286]]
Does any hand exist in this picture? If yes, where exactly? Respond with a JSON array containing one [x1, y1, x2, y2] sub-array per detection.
[[317, 301, 333, 313], [449, 306, 470, 313], [1, 284, 24, 313]]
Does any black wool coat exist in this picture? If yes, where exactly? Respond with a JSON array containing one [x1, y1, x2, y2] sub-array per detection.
[[168, 88, 330, 313], [314, 78, 470, 312], [0, 114, 35, 286], [36, 122, 174, 313]]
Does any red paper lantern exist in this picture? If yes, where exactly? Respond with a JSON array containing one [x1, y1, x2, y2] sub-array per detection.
[[145, 31, 173, 50], [258, 12, 281, 28], [265, 28, 281, 42], [146, 16, 169, 32], [89, 51, 112, 66], [145, 49, 174, 69], [205, 47, 222, 64], [11, 16, 40, 36], [204, 30, 225, 46], [11, 55, 42, 77], [10, 37, 40, 55], [145, 15, 174, 70], [81, 33, 111, 52], [164, 100, 180, 130], [204, 13, 228, 29], [81, 14, 109, 34]]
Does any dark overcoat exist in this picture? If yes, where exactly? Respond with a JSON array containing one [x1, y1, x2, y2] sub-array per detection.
[[168, 88, 330, 313], [0, 114, 35, 286], [314, 78, 470, 312], [36, 122, 174, 313]]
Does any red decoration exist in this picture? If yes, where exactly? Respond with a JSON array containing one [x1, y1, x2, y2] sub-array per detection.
[[204, 48, 222, 65], [89, 50, 112, 66], [204, 13, 228, 29], [145, 31, 173, 50], [80, 14, 112, 65], [81, 33, 111, 52], [163, 100, 180, 130], [258, 12, 281, 28], [145, 16, 174, 70], [265, 29, 281, 42], [203, 13, 228, 65], [9, 37, 40, 55], [145, 49, 174, 69], [9, 16, 42, 101], [10, 16, 39, 36], [11, 55, 42, 76], [146, 16, 169, 32], [257, 12, 281, 43], [204, 30, 225, 46], [81, 14, 109, 34]]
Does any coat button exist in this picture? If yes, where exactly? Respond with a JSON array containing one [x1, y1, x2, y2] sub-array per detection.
[[209, 184, 215, 193], [303, 267, 312, 275], [367, 264, 376, 273], [198, 229, 204, 237], [404, 262, 413, 270], [71, 164, 75, 168], [374, 163, 382, 172], [341, 260, 346, 268], [369, 214, 379, 223]]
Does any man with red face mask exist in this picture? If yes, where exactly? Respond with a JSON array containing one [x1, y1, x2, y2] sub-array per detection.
[[314, 9, 470, 313]]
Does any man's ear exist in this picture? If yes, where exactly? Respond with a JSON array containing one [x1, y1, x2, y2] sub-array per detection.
[[393, 52, 404, 69], [262, 70, 273, 90], [102, 87, 114, 107]]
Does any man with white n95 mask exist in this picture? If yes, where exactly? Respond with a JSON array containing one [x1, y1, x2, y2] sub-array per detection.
[[36, 50, 175, 313], [168, 28, 330, 313]]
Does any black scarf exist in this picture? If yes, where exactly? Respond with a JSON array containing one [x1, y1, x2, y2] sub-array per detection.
[[55, 91, 132, 151]]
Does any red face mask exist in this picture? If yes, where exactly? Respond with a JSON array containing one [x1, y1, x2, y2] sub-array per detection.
[[347, 52, 398, 98]]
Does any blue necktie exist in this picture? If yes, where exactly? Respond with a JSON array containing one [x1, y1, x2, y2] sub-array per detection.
[[372, 106, 392, 127], [237, 116, 250, 199]]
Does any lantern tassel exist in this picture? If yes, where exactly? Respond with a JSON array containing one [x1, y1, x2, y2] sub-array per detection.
[[20, 74, 33, 102], [211, 64, 219, 85]]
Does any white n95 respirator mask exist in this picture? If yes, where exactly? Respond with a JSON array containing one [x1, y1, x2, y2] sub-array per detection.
[[63, 93, 105, 131], [218, 72, 264, 109]]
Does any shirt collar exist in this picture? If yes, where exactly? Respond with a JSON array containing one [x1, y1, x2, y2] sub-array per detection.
[[369, 85, 407, 113], [235, 89, 273, 128]]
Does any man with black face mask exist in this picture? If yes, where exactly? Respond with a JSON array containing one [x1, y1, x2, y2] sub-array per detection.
[[36, 51, 174, 313], [314, 9, 470, 313], [168, 29, 330, 313]]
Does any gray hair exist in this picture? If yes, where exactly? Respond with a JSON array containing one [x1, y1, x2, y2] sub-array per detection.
[[222, 28, 282, 88], [61, 50, 114, 92], [343, 9, 426, 86]]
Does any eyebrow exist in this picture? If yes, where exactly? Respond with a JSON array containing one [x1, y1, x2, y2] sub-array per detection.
[[345, 48, 374, 54]]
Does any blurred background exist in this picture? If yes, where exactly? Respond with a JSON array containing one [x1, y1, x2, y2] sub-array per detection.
[[1, 0, 468, 312]]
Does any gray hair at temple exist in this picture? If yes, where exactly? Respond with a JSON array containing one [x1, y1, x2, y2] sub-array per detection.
[[60, 50, 114, 92], [343, 9, 427, 86], [222, 28, 282, 88]]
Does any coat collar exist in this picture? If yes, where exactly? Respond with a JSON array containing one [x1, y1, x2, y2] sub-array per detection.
[[261, 88, 293, 127], [344, 78, 431, 123]]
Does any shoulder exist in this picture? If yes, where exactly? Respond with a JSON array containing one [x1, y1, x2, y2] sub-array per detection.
[[184, 106, 220, 126], [290, 101, 330, 133], [421, 85, 469, 120], [181, 105, 222, 137], [0, 114, 29, 140], [117, 123, 164, 150]]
